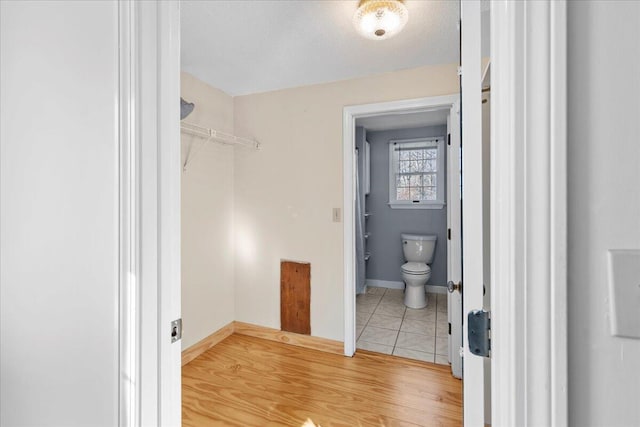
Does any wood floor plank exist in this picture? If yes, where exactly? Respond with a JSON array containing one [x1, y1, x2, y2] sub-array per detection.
[[182, 334, 462, 427]]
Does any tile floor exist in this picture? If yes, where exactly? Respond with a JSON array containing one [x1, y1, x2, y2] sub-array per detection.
[[356, 287, 449, 365]]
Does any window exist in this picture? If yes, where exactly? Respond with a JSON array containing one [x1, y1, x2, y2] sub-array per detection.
[[389, 137, 445, 209]]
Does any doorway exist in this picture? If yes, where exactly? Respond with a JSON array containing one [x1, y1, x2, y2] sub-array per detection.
[[174, 1, 571, 426], [353, 109, 454, 365], [343, 96, 462, 376]]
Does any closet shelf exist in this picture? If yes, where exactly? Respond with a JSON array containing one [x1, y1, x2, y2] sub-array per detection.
[[181, 121, 260, 171], [181, 121, 260, 149]]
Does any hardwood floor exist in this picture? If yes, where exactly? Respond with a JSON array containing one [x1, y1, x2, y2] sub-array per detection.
[[182, 334, 462, 426]]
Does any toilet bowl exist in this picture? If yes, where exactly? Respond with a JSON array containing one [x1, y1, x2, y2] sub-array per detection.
[[401, 234, 437, 309], [401, 263, 431, 309]]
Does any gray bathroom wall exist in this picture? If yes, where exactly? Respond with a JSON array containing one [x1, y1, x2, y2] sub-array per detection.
[[365, 125, 448, 286]]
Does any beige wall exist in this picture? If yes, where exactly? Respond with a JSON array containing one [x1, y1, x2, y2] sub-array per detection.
[[233, 64, 459, 341], [181, 72, 235, 349]]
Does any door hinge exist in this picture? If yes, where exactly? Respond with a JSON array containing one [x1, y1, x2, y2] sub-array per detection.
[[448, 322, 451, 335], [467, 310, 490, 357], [447, 133, 451, 146], [171, 318, 182, 343], [457, 66, 463, 76], [447, 228, 451, 240]]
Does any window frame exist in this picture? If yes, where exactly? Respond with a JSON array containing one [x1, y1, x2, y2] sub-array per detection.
[[388, 137, 446, 209]]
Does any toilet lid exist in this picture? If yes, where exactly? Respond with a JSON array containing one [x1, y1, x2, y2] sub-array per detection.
[[401, 262, 430, 274]]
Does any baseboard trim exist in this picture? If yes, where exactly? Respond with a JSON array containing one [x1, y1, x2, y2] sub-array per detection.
[[366, 279, 447, 295], [181, 321, 235, 366], [233, 321, 344, 355], [181, 321, 344, 365], [366, 279, 404, 289]]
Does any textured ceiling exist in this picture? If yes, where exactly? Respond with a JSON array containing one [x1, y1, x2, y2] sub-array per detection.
[[181, 0, 460, 96]]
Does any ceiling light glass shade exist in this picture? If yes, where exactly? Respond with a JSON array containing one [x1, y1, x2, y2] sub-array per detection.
[[353, 0, 409, 40]]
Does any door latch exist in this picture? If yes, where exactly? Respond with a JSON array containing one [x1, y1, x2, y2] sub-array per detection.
[[171, 318, 182, 343], [467, 310, 490, 357]]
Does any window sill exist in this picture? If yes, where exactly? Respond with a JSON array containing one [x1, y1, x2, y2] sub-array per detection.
[[388, 202, 445, 210]]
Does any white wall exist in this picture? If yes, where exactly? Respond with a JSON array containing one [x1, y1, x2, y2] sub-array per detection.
[[568, 2, 640, 426], [0, 1, 119, 425], [181, 72, 236, 349], [233, 64, 459, 340]]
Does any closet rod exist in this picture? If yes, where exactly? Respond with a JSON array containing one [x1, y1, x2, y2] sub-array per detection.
[[180, 121, 260, 150]]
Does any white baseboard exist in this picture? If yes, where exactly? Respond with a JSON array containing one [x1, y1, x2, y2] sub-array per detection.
[[365, 279, 447, 294], [366, 279, 404, 289]]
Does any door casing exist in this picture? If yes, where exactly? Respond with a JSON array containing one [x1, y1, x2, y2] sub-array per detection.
[[342, 94, 460, 357]]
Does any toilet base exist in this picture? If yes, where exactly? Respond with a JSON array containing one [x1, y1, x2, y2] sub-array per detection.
[[404, 285, 427, 309]]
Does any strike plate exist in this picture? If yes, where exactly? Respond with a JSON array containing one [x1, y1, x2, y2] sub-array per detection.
[[468, 310, 490, 357]]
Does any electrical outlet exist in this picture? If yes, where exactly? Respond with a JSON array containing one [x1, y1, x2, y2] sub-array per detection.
[[332, 208, 341, 222]]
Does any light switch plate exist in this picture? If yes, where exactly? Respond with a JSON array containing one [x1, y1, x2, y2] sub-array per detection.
[[607, 250, 640, 339], [332, 208, 341, 223]]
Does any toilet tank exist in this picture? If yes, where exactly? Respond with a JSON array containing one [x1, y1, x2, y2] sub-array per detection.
[[402, 234, 437, 264]]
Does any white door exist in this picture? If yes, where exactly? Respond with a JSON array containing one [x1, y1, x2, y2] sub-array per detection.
[[447, 102, 463, 379], [461, 0, 491, 425], [1, 2, 121, 425], [481, 62, 492, 425], [0, 2, 181, 426]]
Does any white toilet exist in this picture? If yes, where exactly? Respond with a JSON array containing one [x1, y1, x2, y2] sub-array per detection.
[[401, 234, 437, 309]]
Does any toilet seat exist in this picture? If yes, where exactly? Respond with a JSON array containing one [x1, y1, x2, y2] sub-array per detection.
[[401, 262, 430, 275]]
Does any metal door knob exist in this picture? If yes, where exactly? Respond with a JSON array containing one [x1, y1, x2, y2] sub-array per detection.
[[447, 280, 462, 293]]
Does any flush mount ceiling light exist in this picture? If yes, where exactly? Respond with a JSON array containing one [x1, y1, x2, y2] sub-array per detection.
[[353, 0, 409, 40]]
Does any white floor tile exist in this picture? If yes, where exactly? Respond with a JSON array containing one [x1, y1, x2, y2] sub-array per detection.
[[400, 318, 436, 336], [356, 310, 373, 326], [357, 340, 393, 355], [357, 293, 383, 305], [384, 288, 405, 297], [435, 354, 450, 365], [352, 288, 451, 362], [367, 313, 402, 331], [404, 307, 437, 322], [435, 337, 449, 356], [381, 293, 404, 305], [393, 348, 435, 363], [436, 320, 449, 337], [374, 302, 406, 318], [356, 324, 365, 340], [436, 309, 448, 321], [356, 302, 378, 314], [436, 294, 448, 313], [395, 331, 436, 353], [359, 326, 399, 346], [378, 296, 405, 307]]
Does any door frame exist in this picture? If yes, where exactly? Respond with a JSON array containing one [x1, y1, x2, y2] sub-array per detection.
[[145, 0, 568, 424], [460, 1, 487, 423], [446, 101, 463, 380], [121, 1, 181, 426], [342, 94, 460, 357], [490, 1, 568, 426]]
